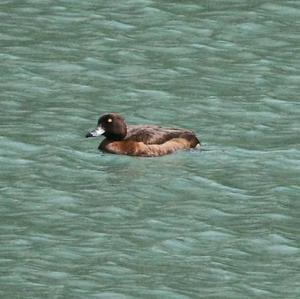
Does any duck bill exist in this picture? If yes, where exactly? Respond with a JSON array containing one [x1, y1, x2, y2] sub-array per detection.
[[86, 127, 105, 138]]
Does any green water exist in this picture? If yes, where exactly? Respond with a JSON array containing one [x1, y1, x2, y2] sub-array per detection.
[[1, 1, 300, 298]]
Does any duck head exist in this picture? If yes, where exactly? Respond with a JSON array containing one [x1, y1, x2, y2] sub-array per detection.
[[86, 113, 127, 141]]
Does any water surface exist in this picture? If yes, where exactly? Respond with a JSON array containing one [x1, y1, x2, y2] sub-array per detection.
[[1, 1, 300, 298]]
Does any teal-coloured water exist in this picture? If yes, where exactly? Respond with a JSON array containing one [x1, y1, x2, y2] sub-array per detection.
[[1, 1, 300, 298]]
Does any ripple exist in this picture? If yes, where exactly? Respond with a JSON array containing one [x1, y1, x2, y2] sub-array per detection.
[[267, 244, 299, 256], [198, 230, 234, 241], [261, 3, 300, 17], [1, 0, 300, 298]]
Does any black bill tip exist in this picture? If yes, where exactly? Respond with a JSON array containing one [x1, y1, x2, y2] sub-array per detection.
[[85, 132, 93, 138]]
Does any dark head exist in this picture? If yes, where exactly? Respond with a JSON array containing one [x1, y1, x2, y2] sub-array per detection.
[[86, 113, 127, 141]]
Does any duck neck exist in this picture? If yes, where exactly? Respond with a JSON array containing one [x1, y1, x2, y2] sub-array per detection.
[[104, 129, 127, 141]]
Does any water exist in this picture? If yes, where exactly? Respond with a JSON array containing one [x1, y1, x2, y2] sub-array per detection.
[[1, 1, 300, 298]]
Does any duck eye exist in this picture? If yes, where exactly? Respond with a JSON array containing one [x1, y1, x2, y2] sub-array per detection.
[[107, 118, 113, 123]]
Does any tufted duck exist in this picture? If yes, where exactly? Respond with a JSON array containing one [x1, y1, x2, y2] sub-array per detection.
[[86, 113, 200, 157]]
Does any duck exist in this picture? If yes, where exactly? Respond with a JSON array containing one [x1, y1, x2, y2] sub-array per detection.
[[86, 113, 200, 157]]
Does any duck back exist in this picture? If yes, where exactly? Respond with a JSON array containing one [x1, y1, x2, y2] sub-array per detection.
[[125, 125, 199, 146]]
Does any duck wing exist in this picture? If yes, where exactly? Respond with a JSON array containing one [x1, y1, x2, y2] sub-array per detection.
[[125, 125, 199, 146]]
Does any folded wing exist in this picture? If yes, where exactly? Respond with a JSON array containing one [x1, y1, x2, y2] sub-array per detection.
[[126, 125, 199, 146]]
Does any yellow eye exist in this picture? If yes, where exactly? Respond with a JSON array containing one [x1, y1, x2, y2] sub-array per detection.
[[107, 118, 112, 123]]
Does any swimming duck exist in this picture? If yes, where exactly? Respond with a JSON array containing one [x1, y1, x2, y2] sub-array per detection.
[[86, 113, 200, 157]]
